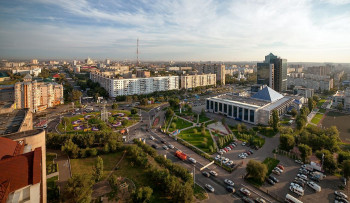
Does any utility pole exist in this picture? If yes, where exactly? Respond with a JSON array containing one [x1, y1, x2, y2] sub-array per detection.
[[137, 38, 139, 65]]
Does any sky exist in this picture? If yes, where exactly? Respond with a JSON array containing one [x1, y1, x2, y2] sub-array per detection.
[[0, 0, 350, 62]]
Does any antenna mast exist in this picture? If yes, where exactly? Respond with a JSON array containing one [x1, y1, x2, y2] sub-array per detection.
[[137, 38, 139, 65]]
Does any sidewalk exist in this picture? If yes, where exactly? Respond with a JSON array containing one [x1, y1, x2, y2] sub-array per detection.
[[48, 149, 72, 191]]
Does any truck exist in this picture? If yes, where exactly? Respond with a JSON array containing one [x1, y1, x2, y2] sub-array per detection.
[[285, 194, 303, 203], [175, 150, 187, 161], [307, 181, 321, 192], [311, 171, 326, 181], [310, 161, 322, 172]]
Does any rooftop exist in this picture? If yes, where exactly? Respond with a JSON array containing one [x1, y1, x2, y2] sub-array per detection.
[[212, 94, 270, 107], [251, 86, 284, 102], [0, 109, 27, 135]]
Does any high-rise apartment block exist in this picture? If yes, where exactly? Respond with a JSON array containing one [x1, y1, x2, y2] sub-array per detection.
[[307, 66, 332, 76], [14, 74, 64, 112], [90, 72, 179, 97], [194, 64, 225, 85], [180, 74, 216, 89], [257, 53, 287, 92]]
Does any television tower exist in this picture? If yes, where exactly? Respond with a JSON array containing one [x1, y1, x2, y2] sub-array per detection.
[[137, 38, 139, 65]]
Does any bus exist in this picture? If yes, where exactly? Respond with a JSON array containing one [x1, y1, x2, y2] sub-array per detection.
[[285, 194, 303, 203]]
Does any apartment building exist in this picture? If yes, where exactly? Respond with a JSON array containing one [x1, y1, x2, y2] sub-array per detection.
[[180, 74, 216, 89], [90, 72, 179, 97], [287, 74, 333, 92], [332, 88, 350, 111], [14, 74, 64, 112], [194, 64, 225, 85]]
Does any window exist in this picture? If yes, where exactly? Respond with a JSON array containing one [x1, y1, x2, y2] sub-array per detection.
[[228, 105, 232, 116], [224, 104, 227, 113], [211, 101, 213, 109], [215, 102, 218, 112], [206, 100, 209, 110], [219, 103, 222, 112], [239, 107, 242, 119], [234, 106, 237, 117], [244, 108, 248, 121]]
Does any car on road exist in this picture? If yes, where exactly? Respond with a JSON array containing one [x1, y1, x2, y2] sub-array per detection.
[[205, 184, 215, 192], [242, 197, 254, 203], [162, 145, 169, 150], [335, 191, 348, 199], [150, 136, 155, 140], [209, 171, 218, 176], [151, 144, 159, 149], [269, 175, 279, 183], [295, 159, 303, 164], [224, 179, 234, 186], [248, 149, 254, 154], [188, 157, 197, 164], [240, 188, 251, 196], [168, 144, 174, 149], [335, 196, 349, 203], [242, 142, 246, 146], [161, 140, 166, 144], [202, 171, 210, 177], [226, 186, 235, 193], [255, 197, 266, 203]]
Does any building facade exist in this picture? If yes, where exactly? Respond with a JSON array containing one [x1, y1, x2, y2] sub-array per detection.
[[90, 72, 179, 97], [194, 64, 225, 85], [332, 88, 350, 111], [206, 86, 293, 125], [257, 53, 287, 92], [14, 74, 64, 113], [180, 74, 216, 89]]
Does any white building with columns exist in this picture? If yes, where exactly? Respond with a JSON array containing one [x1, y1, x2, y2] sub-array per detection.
[[206, 86, 293, 125]]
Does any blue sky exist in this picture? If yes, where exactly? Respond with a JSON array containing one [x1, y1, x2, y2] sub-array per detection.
[[0, 0, 350, 62]]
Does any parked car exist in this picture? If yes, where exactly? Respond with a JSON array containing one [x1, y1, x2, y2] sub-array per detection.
[[294, 177, 306, 184], [242, 142, 246, 146], [290, 182, 302, 189], [162, 145, 169, 150], [307, 181, 321, 192], [188, 157, 197, 164], [295, 159, 304, 164], [151, 144, 159, 149], [274, 167, 283, 173], [226, 160, 234, 166], [150, 136, 155, 140], [205, 184, 215, 192], [248, 149, 254, 154], [309, 175, 320, 182], [272, 169, 281, 175], [209, 171, 218, 176], [224, 179, 234, 187], [161, 140, 166, 144], [226, 186, 235, 193], [202, 171, 210, 177], [242, 197, 255, 203], [215, 155, 221, 161], [255, 197, 266, 203], [335, 191, 348, 199], [293, 180, 305, 188], [240, 188, 251, 196], [277, 164, 285, 170], [296, 174, 308, 180], [335, 196, 349, 203], [266, 178, 275, 185], [269, 175, 279, 183]]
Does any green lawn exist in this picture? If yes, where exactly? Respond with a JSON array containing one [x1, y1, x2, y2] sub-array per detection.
[[137, 103, 166, 112], [258, 127, 277, 137], [177, 127, 213, 153], [318, 109, 326, 113], [311, 113, 324, 125], [47, 176, 59, 203], [198, 115, 210, 123], [263, 157, 280, 175], [167, 117, 193, 132], [70, 152, 123, 180], [194, 184, 208, 201], [46, 153, 58, 175], [317, 99, 326, 108]]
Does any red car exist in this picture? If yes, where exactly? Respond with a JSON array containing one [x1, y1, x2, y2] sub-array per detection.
[[229, 145, 234, 149], [277, 165, 285, 170], [224, 148, 229, 152]]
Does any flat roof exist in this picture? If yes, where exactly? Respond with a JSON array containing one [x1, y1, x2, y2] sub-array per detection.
[[262, 97, 293, 111], [0, 109, 26, 135], [210, 94, 270, 108]]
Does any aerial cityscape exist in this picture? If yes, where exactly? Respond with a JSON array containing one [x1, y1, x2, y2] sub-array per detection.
[[1, 1, 350, 203]]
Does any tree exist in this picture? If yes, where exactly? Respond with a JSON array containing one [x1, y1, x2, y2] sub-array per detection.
[[246, 160, 268, 183], [221, 117, 226, 125], [343, 160, 350, 184], [93, 156, 104, 182], [165, 108, 174, 118], [280, 134, 295, 151], [61, 139, 80, 158], [64, 175, 92, 203], [112, 103, 118, 109], [141, 98, 149, 106], [298, 144, 312, 163], [134, 186, 153, 203], [271, 110, 279, 132], [72, 89, 83, 101], [201, 108, 206, 117], [291, 109, 298, 118], [316, 149, 337, 173], [337, 103, 344, 111], [308, 98, 315, 112], [122, 119, 129, 126], [131, 108, 138, 114]]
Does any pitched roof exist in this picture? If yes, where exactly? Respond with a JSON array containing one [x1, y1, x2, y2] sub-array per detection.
[[52, 73, 60, 78], [23, 74, 32, 80], [251, 86, 283, 102], [0, 148, 42, 203]]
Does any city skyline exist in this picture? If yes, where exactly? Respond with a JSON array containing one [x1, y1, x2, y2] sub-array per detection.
[[1, 0, 350, 62]]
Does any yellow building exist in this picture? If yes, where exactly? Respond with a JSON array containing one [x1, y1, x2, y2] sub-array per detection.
[[180, 74, 216, 89]]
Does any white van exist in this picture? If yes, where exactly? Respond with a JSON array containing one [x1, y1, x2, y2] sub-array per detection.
[[307, 181, 321, 192], [289, 186, 304, 196], [285, 194, 303, 203]]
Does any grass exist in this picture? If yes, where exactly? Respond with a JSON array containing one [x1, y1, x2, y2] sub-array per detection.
[[318, 109, 326, 113], [198, 114, 210, 123], [194, 184, 208, 201], [311, 113, 324, 125], [257, 127, 277, 137], [167, 117, 193, 132], [317, 99, 326, 108], [70, 152, 123, 180], [137, 103, 165, 111], [177, 127, 214, 153], [263, 157, 280, 175], [47, 176, 59, 203], [46, 153, 58, 175]]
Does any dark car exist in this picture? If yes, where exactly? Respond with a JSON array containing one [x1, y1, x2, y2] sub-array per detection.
[[266, 178, 275, 185], [309, 175, 320, 182], [242, 196, 255, 203], [151, 144, 159, 149], [226, 186, 235, 193], [161, 140, 166, 144], [269, 175, 279, 183], [293, 180, 305, 188], [202, 171, 210, 177]]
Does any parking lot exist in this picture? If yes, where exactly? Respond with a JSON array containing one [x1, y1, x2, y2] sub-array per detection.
[[259, 154, 346, 203]]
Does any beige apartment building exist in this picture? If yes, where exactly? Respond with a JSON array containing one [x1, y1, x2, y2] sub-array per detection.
[[194, 64, 225, 85], [14, 74, 64, 112], [180, 74, 216, 89]]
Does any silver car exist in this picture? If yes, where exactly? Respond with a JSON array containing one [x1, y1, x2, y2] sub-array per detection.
[[205, 184, 215, 192]]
